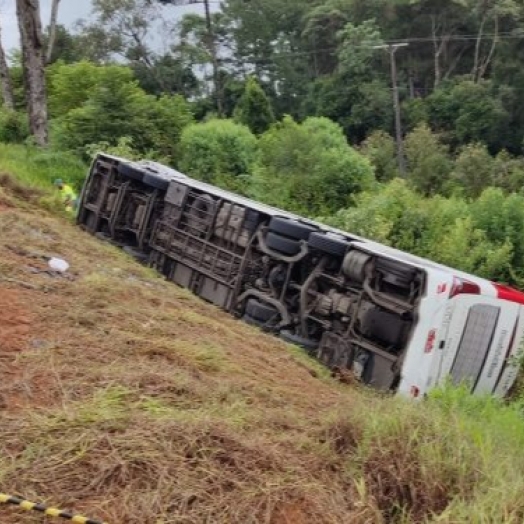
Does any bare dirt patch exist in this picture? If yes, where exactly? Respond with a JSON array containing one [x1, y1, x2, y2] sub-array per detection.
[[0, 287, 32, 353]]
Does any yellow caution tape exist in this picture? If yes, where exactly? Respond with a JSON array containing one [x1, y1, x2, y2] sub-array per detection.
[[0, 492, 108, 524]]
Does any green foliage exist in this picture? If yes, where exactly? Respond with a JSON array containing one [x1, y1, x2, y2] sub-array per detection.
[[47, 61, 136, 118], [426, 79, 511, 152], [0, 143, 87, 191], [131, 54, 199, 98], [427, 216, 513, 280], [335, 382, 524, 523], [251, 116, 375, 216], [360, 130, 398, 182], [404, 124, 453, 196], [337, 19, 383, 79], [492, 150, 524, 193], [402, 98, 429, 132], [451, 143, 495, 197], [52, 66, 193, 164], [85, 136, 142, 162], [0, 110, 29, 144], [143, 94, 194, 162], [53, 78, 147, 157], [324, 179, 518, 283], [43, 24, 86, 65], [178, 119, 258, 187], [469, 188, 524, 283], [233, 77, 275, 135], [344, 80, 394, 140]]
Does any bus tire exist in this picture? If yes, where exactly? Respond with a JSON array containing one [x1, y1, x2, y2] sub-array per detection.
[[269, 217, 317, 240], [308, 232, 348, 257], [245, 298, 278, 322], [343, 251, 370, 283], [266, 232, 301, 256]]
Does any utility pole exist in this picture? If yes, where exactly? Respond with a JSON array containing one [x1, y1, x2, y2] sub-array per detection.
[[373, 42, 408, 176]]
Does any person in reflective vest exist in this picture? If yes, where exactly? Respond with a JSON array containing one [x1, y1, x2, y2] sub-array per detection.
[[53, 179, 78, 212]]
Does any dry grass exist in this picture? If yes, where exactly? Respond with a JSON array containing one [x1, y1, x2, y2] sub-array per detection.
[[1, 175, 524, 524]]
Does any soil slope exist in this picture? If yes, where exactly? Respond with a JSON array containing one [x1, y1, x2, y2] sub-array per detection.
[[0, 179, 368, 524]]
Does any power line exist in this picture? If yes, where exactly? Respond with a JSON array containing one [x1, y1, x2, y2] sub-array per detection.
[[206, 32, 524, 63]]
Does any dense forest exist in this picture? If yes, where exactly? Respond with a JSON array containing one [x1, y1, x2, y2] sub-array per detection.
[[4, 0, 524, 286]]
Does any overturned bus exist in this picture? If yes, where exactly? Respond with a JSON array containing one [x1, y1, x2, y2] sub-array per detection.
[[77, 153, 524, 398]]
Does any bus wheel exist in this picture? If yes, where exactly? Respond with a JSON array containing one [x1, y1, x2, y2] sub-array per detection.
[[245, 298, 279, 323], [269, 217, 317, 240], [266, 232, 301, 256]]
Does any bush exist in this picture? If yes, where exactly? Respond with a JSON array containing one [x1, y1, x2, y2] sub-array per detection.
[[178, 119, 258, 185], [54, 79, 193, 164], [425, 79, 511, 152], [47, 61, 137, 118], [360, 130, 398, 182], [404, 124, 452, 196], [451, 143, 495, 198], [0, 110, 29, 143], [233, 77, 275, 135], [323, 179, 516, 282], [250, 116, 375, 216]]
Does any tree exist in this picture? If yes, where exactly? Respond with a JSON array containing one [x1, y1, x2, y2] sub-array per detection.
[[250, 116, 375, 216], [491, 150, 524, 193], [46, 0, 61, 64], [233, 77, 275, 135], [154, 0, 224, 114], [43, 25, 85, 64], [451, 143, 495, 197], [337, 19, 383, 80], [131, 54, 198, 97], [469, 0, 520, 82], [221, 0, 312, 117], [361, 131, 399, 182], [54, 68, 193, 162], [178, 119, 257, 189], [426, 79, 511, 152], [79, 0, 161, 76], [404, 124, 452, 195], [302, 3, 348, 76], [0, 18, 14, 109], [16, 0, 48, 146]]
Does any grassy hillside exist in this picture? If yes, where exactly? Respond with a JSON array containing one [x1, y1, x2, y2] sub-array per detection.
[[0, 155, 524, 523]]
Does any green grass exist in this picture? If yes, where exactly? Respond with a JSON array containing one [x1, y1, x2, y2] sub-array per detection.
[[322, 383, 524, 523], [0, 143, 88, 191]]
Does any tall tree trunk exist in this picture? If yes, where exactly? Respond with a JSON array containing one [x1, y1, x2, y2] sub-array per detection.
[[203, 0, 222, 116], [472, 15, 486, 82], [16, 0, 48, 147], [46, 0, 61, 64], [431, 16, 442, 88], [478, 16, 499, 80], [0, 21, 15, 109]]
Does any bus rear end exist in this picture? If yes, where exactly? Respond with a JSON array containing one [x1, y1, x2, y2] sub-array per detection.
[[400, 274, 524, 398]]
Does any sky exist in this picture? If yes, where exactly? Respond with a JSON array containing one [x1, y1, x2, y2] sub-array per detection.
[[0, 0, 215, 54]]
